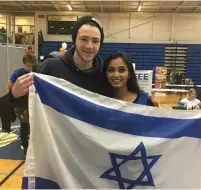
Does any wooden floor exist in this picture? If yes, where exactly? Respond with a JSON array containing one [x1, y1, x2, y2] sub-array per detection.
[[0, 94, 184, 189], [152, 93, 185, 109], [0, 160, 24, 189]]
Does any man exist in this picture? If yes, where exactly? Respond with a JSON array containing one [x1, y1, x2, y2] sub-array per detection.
[[6, 54, 35, 92], [9, 15, 104, 99], [26, 46, 34, 56], [6, 54, 36, 158]]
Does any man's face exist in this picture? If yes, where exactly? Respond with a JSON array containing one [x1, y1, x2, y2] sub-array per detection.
[[27, 48, 32, 53], [75, 24, 101, 63], [24, 61, 33, 72]]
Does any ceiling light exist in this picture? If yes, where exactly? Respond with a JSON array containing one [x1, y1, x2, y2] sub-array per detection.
[[67, 4, 72, 11], [138, 5, 142, 11], [0, 15, 2, 18]]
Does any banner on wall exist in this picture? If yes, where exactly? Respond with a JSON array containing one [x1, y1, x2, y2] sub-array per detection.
[[135, 70, 153, 95]]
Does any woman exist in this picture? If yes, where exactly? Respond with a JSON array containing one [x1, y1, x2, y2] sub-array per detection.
[[101, 51, 156, 106], [179, 88, 201, 110]]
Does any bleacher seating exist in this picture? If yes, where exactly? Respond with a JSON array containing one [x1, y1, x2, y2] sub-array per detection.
[[186, 45, 201, 85]]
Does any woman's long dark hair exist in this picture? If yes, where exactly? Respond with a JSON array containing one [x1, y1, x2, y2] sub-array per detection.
[[101, 51, 140, 97]]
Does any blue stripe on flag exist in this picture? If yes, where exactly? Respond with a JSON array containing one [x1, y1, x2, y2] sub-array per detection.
[[22, 177, 61, 189], [34, 76, 201, 139]]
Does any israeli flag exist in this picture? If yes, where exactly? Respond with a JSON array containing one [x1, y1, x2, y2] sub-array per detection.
[[22, 73, 201, 189]]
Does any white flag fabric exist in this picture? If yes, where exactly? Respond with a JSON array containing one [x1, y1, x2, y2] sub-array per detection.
[[22, 73, 201, 189]]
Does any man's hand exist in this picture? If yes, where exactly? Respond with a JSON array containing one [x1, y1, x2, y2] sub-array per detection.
[[11, 74, 34, 98]]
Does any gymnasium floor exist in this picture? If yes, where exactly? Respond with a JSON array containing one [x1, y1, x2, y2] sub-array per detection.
[[0, 94, 185, 189], [0, 130, 24, 189]]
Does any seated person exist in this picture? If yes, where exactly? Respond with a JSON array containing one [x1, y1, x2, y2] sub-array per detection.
[[101, 51, 156, 106], [179, 88, 201, 110]]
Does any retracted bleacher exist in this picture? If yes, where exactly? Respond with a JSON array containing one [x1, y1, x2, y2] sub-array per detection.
[[186, 45, 201, 85]]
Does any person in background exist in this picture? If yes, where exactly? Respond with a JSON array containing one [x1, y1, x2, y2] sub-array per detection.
[[179, 88, 201, 110], [6, 54, 36, 158], [6, 54, 36, 92], [26, 46, 33, 56], [101, 51, 156, 106]]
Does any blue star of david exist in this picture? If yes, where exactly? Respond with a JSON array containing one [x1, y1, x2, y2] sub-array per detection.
[[100, 142, 161, 189]]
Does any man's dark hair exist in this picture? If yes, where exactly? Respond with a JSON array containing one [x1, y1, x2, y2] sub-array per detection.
[[23, 55, 36, 64]]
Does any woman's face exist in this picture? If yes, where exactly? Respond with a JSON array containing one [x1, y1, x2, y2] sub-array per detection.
[[191, 91, 196, 99], [106, 57, 129, 89]]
